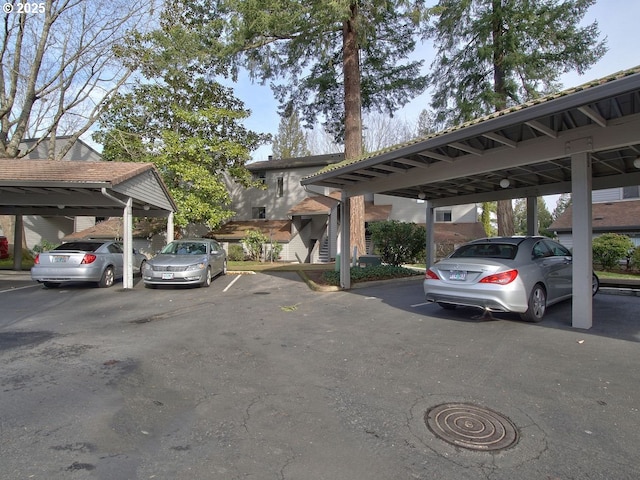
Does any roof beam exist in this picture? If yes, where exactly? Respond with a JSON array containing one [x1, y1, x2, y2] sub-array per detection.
[[375, 164, 406, 174], [355, 169, 387, 177], [483, 132, 518, 148], [525, 120, 558, 138], [578, 105, 607, 127], [416, 151, 454, 163], [395, 157, 429, 168], [448, 142, 484, 156]]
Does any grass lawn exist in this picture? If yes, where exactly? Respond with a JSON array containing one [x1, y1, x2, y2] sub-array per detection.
[[595, 269, 640, 280]]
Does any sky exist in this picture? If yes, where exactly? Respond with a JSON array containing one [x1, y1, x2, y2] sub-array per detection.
[[232, 0, 640, 172]]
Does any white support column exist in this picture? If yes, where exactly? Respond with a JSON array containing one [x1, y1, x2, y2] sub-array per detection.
[[340, 193, 351, 289], [571, 152, 593, 329], [425, 201, 435, 268], [167, 212, 175, 242], [526, 197, 538, 236], [123, 198, 133, 289]]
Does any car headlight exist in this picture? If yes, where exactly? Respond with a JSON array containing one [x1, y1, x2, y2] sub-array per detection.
[[143, 262, 152, 272], [185, 262, 206, 271]]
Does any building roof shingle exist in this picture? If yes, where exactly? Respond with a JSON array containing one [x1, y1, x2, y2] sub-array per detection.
[[549, 200, 640, 232], [0, 159, 155, 185]]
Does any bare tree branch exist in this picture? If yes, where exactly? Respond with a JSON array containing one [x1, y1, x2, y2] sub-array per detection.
[[0, 0, 159, 158]]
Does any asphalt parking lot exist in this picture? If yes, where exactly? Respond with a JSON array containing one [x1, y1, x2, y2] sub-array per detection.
[[1, 270, 639, 479]]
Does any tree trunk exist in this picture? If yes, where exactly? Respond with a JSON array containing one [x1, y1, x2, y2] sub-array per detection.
[[497, 200, 514, 236], [343, 3, 366, 259], [491, 0, 514, 236]]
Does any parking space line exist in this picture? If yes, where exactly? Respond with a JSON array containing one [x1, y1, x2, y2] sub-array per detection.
[[0, 284, 39, 294], [223, 274, 242, 292], [411, 301, 430, 307]]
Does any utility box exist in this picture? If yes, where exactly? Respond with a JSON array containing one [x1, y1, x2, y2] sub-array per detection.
[[358, 255, 381, 268]]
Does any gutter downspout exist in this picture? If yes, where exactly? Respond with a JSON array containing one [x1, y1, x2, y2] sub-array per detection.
[[101, 188, 133, 289]]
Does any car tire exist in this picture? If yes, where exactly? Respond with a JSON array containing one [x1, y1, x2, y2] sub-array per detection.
[[98, 266, 115, 288], [43, 282, 61, 289], [592, 273, 599, 296], [437, 302, 457, 310], [200, 267, 212, 288], [138, 259, 146, 277], [520, 284, 546, 323]]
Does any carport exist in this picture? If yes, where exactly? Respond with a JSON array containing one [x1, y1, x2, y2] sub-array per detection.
[[0, 160, 177, 288], [301, 66, 640, 329]]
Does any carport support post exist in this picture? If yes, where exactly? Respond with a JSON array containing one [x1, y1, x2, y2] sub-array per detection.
[[167, 212, 175, 242], [526, 197, 538, 236], [340, 193, 351, 289], [425, 201, 435, 268], [123, 197, 133, 289], [12, 214, 23, 270], [571, 151, 593, 329]]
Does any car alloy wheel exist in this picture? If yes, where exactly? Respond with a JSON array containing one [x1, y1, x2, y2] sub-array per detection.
[[98, 266, 115, 288], [520, 284, 546, 322], [201, 267, 212, 288]]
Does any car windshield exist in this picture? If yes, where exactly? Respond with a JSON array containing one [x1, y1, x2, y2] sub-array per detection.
[[450, 243, 517, 260], [54, 242, 101, 252], [162, 242, 207, 255]]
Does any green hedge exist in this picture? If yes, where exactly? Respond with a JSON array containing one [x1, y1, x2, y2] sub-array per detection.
[[321, 265, 422, 286]]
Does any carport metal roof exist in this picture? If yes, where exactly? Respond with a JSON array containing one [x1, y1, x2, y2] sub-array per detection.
[[0, 160, 176, 217], [302, 66, 640, 206], [301, 66, 640, 329]]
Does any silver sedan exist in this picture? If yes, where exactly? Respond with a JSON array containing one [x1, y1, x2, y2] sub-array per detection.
[[423, 236, 599, 322], [143, 239, 227, 288], [31, 240, 126, 288]]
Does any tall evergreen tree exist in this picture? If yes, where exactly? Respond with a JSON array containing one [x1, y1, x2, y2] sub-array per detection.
[[426, 0, 606, 236], [513, 198, 553, 236], [553, 193, 572, 220], [271, 111, 311, 159], [178, 0, 430, 257]]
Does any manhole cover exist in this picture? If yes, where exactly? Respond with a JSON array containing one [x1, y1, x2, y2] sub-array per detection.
[[425, 403, 519, 451]]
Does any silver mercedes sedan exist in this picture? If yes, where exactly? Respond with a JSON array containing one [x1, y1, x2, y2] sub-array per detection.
[[142, 239, 227, 288], [423, 237, 599, 322]]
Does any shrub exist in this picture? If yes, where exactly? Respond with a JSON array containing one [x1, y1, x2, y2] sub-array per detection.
[[266, 241, 283, 261], [321, 265, 422, 286], [368, 220, 426, 266], [630, 246, 640, 270], [592, 233, 634, 270], [243, 229, 269, 261], [32, 239, 59, 254], [228, 244, 246, 261]]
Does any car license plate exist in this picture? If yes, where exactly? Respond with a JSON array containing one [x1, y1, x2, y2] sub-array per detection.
[[161, 273, 174, 280], [449, 270, 467, 281], [52, 255, 69, 263]]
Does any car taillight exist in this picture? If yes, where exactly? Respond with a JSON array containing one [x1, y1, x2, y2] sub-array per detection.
[[479, 269, 518, 285], [34, 254, 40, 264], [81, 253, 97, 264], [425, 268, 440, 280]]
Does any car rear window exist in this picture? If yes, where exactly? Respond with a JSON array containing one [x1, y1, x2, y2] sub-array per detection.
[[54, 242, 101, 252], [450, 243, 517, 260]]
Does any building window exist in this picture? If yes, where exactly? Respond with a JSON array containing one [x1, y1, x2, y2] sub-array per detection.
[[252, 207, 266, 219], [253, 171, 266, 184], [276, 176, 284, 197], [622, 185, 640, 199], [436, 209, 452, 222]]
